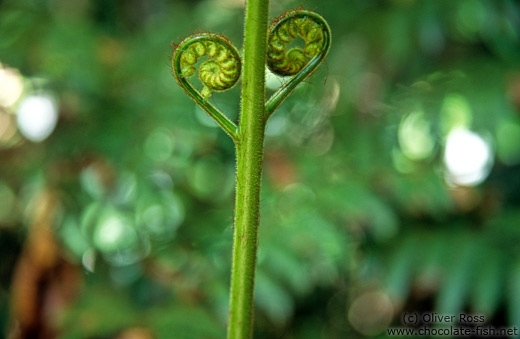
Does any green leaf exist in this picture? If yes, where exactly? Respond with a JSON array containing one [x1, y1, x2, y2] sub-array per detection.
[[435, 232, 478, 318], [470, 248, 503, 316]]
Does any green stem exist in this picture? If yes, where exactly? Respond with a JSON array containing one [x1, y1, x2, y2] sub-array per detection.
[[171, 5, 330, 337], [227, 0, 270, 337]]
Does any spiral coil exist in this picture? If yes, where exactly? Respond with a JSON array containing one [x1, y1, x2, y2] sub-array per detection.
[[174, 34, 241, 99], [267, 10, 330, 77], [171, 9, 331, 138]]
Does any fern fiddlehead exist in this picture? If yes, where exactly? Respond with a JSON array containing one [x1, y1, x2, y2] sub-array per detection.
[[265, 10, 331, 121], [172, 34, 241, 140], [171, 11, 330, 138], [171, 7, 330, 339]]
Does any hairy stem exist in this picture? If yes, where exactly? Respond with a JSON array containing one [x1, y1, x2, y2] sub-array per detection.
[[171, 4, 330, 337], [227, 0, 270, 337]]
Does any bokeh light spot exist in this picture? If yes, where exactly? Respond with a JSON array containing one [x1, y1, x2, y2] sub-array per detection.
[[265, 115, 288, 136], [94, 213, 132, 250], [348, 291, 394, 336], [496, 119, 520, 165], [59, 216, 90, 258], [265, 67, 284, 90], [0, 111, 18, 146], [80, 165, 106, 199], [444, 128, 493, 186], [92, 208, 149, 266], [398, 110, 435, 160], [440, 94, 472, 135], [136, 192, 186, 242], [16, 94, 58, 142], [0, 64, 24, 107], [188, 156, 234, 201], [144, 129, 174, 162], [82, 248, 96, 273]]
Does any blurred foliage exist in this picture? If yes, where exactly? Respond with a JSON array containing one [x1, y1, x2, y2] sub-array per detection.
[[0, 0, 520, 338]]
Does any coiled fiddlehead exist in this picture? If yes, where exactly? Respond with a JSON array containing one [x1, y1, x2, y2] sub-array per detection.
[[171, 9, 330, 338], [171, 10, 330, 138], [265, 10, 331, 121], [172, 34, 241, 140]]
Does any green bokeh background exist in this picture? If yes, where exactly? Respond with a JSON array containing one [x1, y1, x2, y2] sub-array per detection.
[[1, 0, 520, 338]]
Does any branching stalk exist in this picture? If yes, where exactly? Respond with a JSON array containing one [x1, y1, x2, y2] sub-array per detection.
[[171, 3, 330, 337]]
